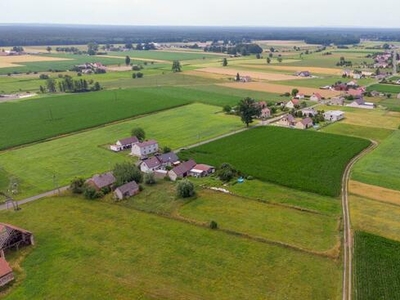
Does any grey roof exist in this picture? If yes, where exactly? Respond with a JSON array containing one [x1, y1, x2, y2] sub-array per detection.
[[157, 152, 179, 164], [115, 181, 139, 195], [171, 159, 196, 177], [136, 140, 158, 148], [91, 172, 116, 189], [300, 117, 313, 125], [355, 98, 365, 105], [118, 136, 139, 146], [142, 156, 161, 169]]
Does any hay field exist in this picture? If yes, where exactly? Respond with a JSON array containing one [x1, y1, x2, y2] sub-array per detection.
[[349, 180, 400, 206], [98, 55, 167, 63], [219, 82, 340, 98], [265, 65, 343, 75], [0, 55, 72, 68], [195, 67, 307, 81]]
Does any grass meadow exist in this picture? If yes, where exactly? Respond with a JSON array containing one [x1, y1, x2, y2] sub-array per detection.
[[354, 231, 400, 300], [180, 126, 370, 197], [0, 85, 245, 150], [0, 196, 341, 300], [178, 189, 339, 252], [320, 123, 394, 143], [367, 83, 400, 94], [0, 104, 242, 199], [104, 49, 223, 61], [352, 130, 400, 191]]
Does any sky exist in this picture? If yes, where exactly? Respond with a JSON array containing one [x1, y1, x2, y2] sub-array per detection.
[[1, 0, 400, 28]]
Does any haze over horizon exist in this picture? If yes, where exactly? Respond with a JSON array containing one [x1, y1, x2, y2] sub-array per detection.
[[1, 0, 400, 28]]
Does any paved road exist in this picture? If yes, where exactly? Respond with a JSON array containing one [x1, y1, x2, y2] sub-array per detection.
[[341, 140, 377, 300], [0, 186, 69, 211]]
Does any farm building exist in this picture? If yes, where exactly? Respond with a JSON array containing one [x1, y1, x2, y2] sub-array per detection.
[[310, 93, 322, 102], [110, 136, 139, 152], [260, 107, 271, 118], [346, 88, 363, 99], [131, 140, 159, 157], [0, 257, 13, 287], [114, 181, 139, 200], [0, 223, 34, 254], [301, 108, 316, 117], [168, 160, 197, 181], [189, 164, 215, 178], [296, 71, 311, 77], [285, 99, 299, 109], [323, 111, 345, 122], [156, 152, 180, 167], [140, 156, 162, 173], [329, 97, 345, 106], [86, 172, 116, 190], [346, 98, 374, 109], [295, 117, 313, 130], [295, 93, 305, 99], [277, 114, 296, 127]]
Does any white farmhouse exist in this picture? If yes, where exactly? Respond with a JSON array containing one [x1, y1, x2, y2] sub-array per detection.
[[323, 110, 345, 122], [131, 140, 159, 157]]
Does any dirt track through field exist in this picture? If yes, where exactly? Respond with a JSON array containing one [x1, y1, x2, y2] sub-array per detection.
[[349, 180, 400, 206], [195, 67, 307, 81], [219, 82, 340, 98]]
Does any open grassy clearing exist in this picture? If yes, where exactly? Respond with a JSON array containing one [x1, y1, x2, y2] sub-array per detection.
[[0, 103, 242, 199], [196, 177, 340, 216], [317, 105, 400, 130], [178, 189, 339, 252], [354, 231, 400, 300], [180, 126, 370, 197], [275, 77, 375, 89], [350, 195, 400, 242], [219, 81, 340, 97], [0, 85, 245, 150], [0, 55, 72, 68], [352, 130, 400, 191], [0, 197, 341, 300], [320, 123, 394, 143]]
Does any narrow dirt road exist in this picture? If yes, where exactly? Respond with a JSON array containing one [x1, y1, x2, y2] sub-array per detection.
[[341, 140, 377, 300]]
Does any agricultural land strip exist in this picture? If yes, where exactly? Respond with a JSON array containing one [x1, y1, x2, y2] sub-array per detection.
[[0, 55, 72, 68], [179, 126, 370, 197]]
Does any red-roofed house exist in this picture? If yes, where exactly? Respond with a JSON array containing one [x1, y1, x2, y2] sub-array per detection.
[[140, 156, 162, 173], [295, 93, 305, 99], [285, 99, 299, 109], [295, 117, 313, 129], [260, 107, 271, 118], [131, 140, 159, 157], [310, 93, 322, 102], [110, 136, 139, 152], [0, 257, 14, 287], [277, 114, 296, 127]]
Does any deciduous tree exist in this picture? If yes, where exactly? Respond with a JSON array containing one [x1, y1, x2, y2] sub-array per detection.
[[172, 60, 182, 72], [131, 127, 145, 142], [237, 97, 261, 127]]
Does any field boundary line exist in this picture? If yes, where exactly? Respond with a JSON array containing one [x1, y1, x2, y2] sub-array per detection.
[[342, 140, 377, 300]]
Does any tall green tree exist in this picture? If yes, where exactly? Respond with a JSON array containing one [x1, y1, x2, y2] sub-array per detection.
[[237, 97, 261, 127], [46, 46, 52, 53], [172, 60, 181, 72], [222, 58, 228, 66], [131, 127, 145, 142], [125, 55, 131, 66], [113, 162, 143, 186], [46, 78, 57, 93], [266, 57, 271, 64]]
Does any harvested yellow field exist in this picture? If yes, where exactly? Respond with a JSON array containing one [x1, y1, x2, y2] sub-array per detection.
[[265, 65, 343, 75], [219, 82, 340, 98], [195, 67, 307, 81], [350, 194, 400, 242], [185, 70, 230, 80], [0, 55, 72, 68], [349, 180, 400, 205]]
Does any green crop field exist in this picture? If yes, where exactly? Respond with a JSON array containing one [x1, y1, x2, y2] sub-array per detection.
[[320, 123, 394, 143], [379, 97, 400, 112], [354, 231, 400, 300], [0, 196, 340, 299], [180, 126, 370, 197], [367, 83, 400, 94], [352, 131, 400, 191], [0, 103, 242, 199], [104, 49, 223, 61], [179, 189, 339, 252], [0, 85, 245, 150]]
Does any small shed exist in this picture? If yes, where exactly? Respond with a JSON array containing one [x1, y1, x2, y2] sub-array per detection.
[[114, 181, 140, 200]]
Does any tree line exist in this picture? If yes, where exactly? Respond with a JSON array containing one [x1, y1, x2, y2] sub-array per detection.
[[39, 76, 101, 93]]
